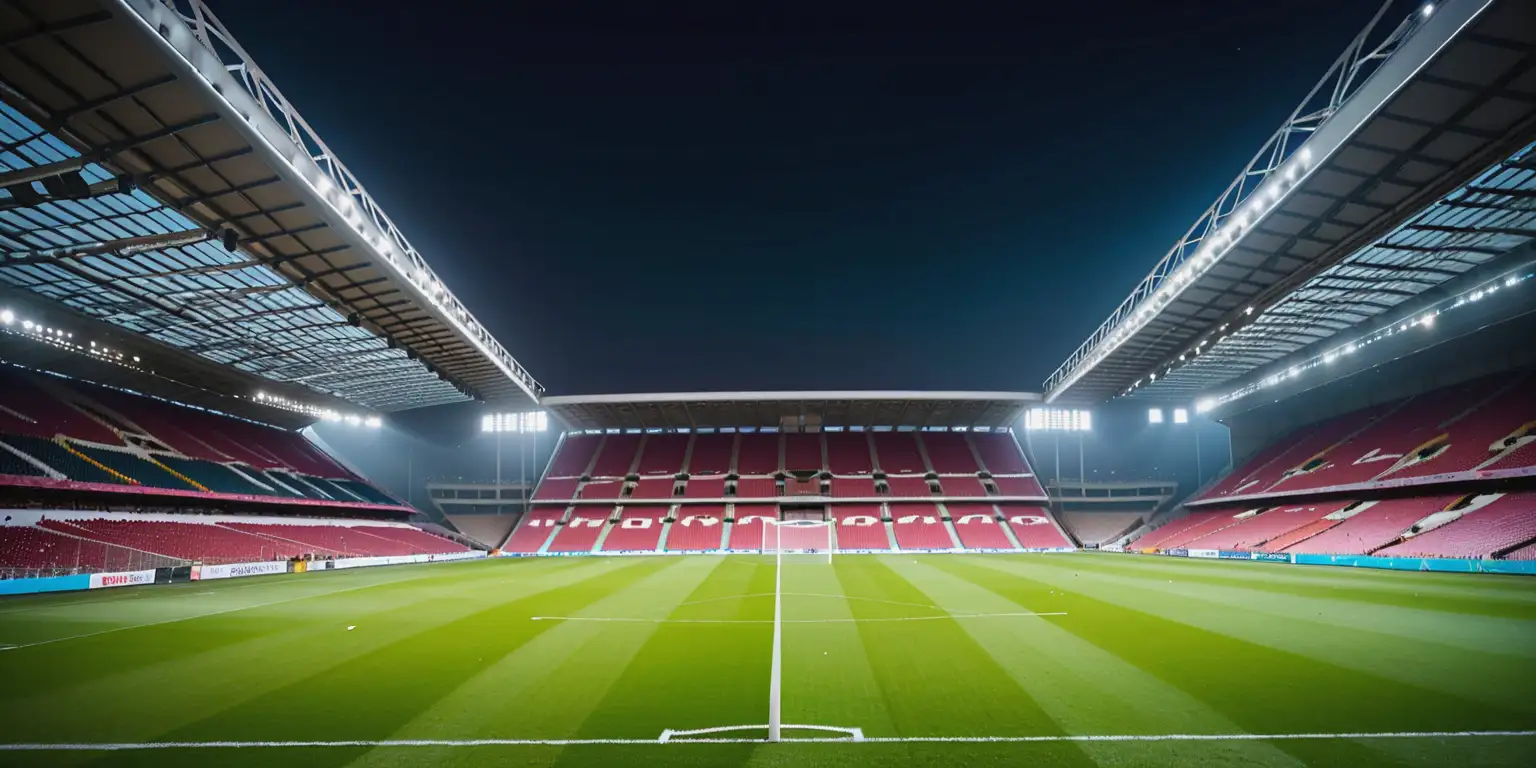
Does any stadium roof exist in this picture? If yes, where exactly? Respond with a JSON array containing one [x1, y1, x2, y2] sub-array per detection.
[[0, 0, 543, 412], [1044, 0, 1536, 406], [542, 391, 1040, 432]]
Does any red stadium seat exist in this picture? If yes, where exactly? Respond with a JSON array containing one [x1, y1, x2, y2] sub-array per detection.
[[872, 433, 927, 474], [601, 506, 668, 552], [826, 433, 875, 475], [884, 476, 934, 498], [921, 433, 980, 473], [734, 477, 779, 499], [830, 477, 878, 498], [1190, 502, 1352, 552], [590, 435, 642, 478], [999, 505, 1072, 549], [1374, 493, 1536, 559], [736, 434, 781, 475], [992, 475, 1045, 497], [971, 433, 1029, 475], [548, 435, 602, 477], [938, 476, 989, 498], [683, 475, 727, 498], [832, 505, 890, 550], [889, 503, 954, 550], [636, 434, 689, 475], [1282, 495, 1459, 555], [630, 477, 677, 500], [687, 434, 735, 475], [668, 505, 726, 551], [546, 508, 613, 553], [728, 506, 777, 549], [783, 434, 824, 473], [504, 509, 566, 553], [947, 503, 1014, 550]]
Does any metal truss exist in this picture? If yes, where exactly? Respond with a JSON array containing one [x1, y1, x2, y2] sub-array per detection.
[[1045, 0, 1440, 399]]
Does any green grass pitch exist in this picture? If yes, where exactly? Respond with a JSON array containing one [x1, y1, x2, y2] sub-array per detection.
[[1, 553, 1533, 767]]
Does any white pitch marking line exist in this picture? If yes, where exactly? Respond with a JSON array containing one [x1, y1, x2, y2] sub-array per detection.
[[531, 612, 1066, 624], [2, 730, 1532, 750]]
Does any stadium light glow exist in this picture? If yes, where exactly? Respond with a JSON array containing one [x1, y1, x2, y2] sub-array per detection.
[[1173, 408, 1189, 424], [1422, 4, 1433, 18], [1024, 408, 1092, 432], [482, 411, 549, 434], [1148, 408, 1164, 425], [0, 309, 12, 325], [1194, 398, 1215, 414]]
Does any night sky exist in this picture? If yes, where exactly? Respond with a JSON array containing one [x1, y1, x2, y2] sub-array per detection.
[[212, 0, 1386, 396]]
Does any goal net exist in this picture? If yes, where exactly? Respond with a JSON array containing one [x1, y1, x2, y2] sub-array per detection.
[[762, 519, 833, 564]]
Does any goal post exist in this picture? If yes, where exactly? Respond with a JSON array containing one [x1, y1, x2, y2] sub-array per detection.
[[761, 518, 833, 564]]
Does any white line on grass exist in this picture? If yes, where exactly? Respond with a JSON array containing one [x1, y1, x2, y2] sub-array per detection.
[[3, 730, 1532, 750], [529, 613, 1067, 624]]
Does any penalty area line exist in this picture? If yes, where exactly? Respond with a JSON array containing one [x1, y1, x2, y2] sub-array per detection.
[[2, 731, 1533, 751]]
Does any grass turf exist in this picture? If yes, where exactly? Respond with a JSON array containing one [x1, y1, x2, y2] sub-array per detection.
[[0, 553, 1533, 767]]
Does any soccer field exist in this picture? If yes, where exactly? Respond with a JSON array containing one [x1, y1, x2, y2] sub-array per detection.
[[1, 553, 1533, 767]]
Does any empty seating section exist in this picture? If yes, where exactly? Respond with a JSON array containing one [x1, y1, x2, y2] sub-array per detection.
[[667, 506, 726, 551], [736, 434, 780, 474], [590, 435, 641, 478], [1203, 405, 1393, 500], [728, 506, 776, 549], [222, 522, 439, 558], [0, 444, 46, 477], [579, 480, 625, 500], [734, 478, 779, 498], [872, 433, 926, 474], [0, 369, 120, 444], [1, 525, 115, 573], [831, 505, 890, 550], [637, 435, 689, 475], [351, 526, 469, 554], [938, 476, 989, 498], [826, 433, 873, 475], [1136, 510, 1239, 550], [884, 476, 933, 498], [684, 476, 727, 498], [73, 445, 199, 490], [548, 435, 601, 477], [921, 433, 979, 473], [601, 506, 668, 552], [504, 509, 565, 553], [45, 519, 297, 563], [1276, 377, 1509, 492], [1388, 376, 1536, 480], [155, 456, 268, 495], [784, 434, 823, 472], [1, 435, 124, 485], [948, 504, 1013, 550], [831, 477, 877, 498], [331, 479, 398, 506], [1057, 511, 1143, 546], [992, 475, 1045, 497], [1001, 505, 1072, 549], [1193, 503, 1347, 551], [1282, 496, 1458, 555], [630, 477, 677, 500], [446, 514, 519, 549], [687, 434, 734, 474], [546, 508, 613, 552], [890, 504, 954, 550], [1375, 493, 1536, 559], [972, 434, 1028, 474], [1257, 517, 1342, 552], [1506, 541, 1536, 560], [533, 477, 580, 501]]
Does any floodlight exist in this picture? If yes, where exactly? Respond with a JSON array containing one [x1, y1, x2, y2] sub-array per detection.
[[0, 309, 12, 325], [1194, 398, 1215, 414], [1148, 408, 1164, 424], [1419, 314, 1434, 327], [1422, 4, 1433, 18], [365, 417, 383, 429], [1173, 408, 1189, 424]]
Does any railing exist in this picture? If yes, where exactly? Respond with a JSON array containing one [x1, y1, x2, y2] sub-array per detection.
[[129, 0, 545, 403], [1045, 0, 1436, 400], [1, 537, 186, 581]]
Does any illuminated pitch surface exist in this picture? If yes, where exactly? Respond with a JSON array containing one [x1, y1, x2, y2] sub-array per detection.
[[0, 555, 1533, 767]]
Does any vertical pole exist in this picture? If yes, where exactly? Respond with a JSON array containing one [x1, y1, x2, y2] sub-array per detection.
[[1195, 420, 1204, 487], [495, 429, 502, 486], [1077, 432, 1085, 486], [768, 523, 783, 743]]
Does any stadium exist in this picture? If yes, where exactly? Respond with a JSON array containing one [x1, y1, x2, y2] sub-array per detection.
[[0, 0, 1534, 766]]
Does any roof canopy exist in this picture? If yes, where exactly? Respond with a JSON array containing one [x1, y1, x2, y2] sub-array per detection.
[[542, 391, 1040, 432]]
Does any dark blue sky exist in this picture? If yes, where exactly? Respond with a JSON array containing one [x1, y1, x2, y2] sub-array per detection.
[[212, 0, 1386, 396]]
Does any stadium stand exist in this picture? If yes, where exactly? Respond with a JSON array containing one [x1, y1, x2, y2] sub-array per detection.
[[446, 514, 520, 550], [1506, 541, 1536, 560], [992, 475, 1046, 497], [578, 479, 625, 500], [1281, 496, 1460, 556], [889, 503, 954, 550], [630, 477, 677, 500], [884, 476, 933, 498], [687, 434, 734, 474], [0, 525, 115, 574], [503, 509, 565, 553], [1057, 510, 1143, 547], [784, 434, 823, 472], [736, 434, 780, 474], [937, 476, 990, 498], [1190, 502, 1352, 552], [728, 506, 776, 549], [734, 477, 779, 499], [683, 475, 727, 498], [831, 505, 890, 550], [637, 435, 689, 475], [921, 433, 980, 473], [532, 477, 579, 501], [831, 477, 878, 498], [826, 432, 875, 475], [548, 435, 601, 477], [972, 433, 1029, 474], [1001, 505, 1073, 549], [667, 506, 726, 551], [947, 503, 1014, 550], [546, 508, 613, 553], [1136, 509, 1241, 550], [1374, 493, 1536, 559], [872, 433, 927, 474], [590, 435, 641, 478], [601, 506, 669, 552]]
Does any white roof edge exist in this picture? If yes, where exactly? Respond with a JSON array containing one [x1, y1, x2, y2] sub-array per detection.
[[540, 390, 1043, 407]]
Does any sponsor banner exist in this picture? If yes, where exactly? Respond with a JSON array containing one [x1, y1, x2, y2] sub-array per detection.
[[328, 551, 487, 570], [1218, 550, 1251, 560], [200, 561, 290, 580], [1164, 548, 1190, 558], [0, 573, 90, 596], [1251, 552, 1291, 563], [1100, 544, 1125, 553], [1187, 549, 1218, 559], [89, 569, 156, 589], [1292, 554, 1536, 575]]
